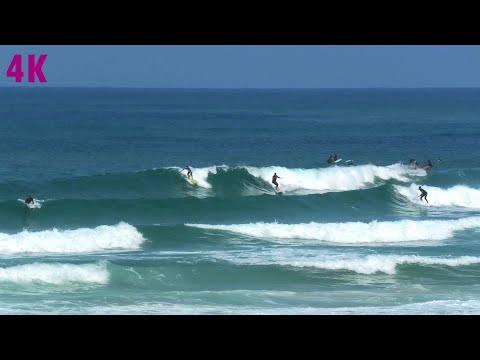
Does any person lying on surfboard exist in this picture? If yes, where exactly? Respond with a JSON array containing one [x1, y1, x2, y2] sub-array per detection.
[[182, 166, 193, 179], [25, 195, 34, 205], [272, 173, 281, 190]]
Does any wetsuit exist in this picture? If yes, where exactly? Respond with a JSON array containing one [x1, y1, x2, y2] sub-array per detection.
[[183, 167, 193, 178], [419, 188, 428, 203], [272, 174, 280, 188], [25, 196, 34, 204]]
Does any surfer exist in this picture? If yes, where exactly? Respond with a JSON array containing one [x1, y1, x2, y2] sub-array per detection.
[[409, 159, 418, 169], [327, 155, 334, 164], [333, 154, 338, 162], [427, 160, 433, 168], [182, 166, 193, 179], [272, 173, 281, 190], [418, 186, 428, 203], [25, 195, 34, 205]]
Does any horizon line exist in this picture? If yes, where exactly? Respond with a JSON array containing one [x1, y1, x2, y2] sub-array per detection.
[[1, 86, 480, 90]]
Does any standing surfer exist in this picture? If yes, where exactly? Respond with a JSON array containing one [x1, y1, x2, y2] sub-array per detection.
[[182, 166, 193, 179], [272, 173, 281, 191], [418, 186, 428, 203]]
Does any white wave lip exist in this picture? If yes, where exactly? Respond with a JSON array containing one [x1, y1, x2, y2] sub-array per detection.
[[0, 222, 144, 255], [0, 262, 109, 285], [244, 164, 423, 193], [281, 255, 480, 274], [210, 247, 480, 274], [186, 217, 480, 243], [395, 183, 480, 208], [175, 165, 227, 189]]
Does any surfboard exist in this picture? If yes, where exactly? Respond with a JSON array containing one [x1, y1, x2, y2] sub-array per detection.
[[275, 188, 283, 195], [345, 160, 353, 165], [187, 176, 198, 185], [334, 158, 343, 164], [18, 198, 41, 208], [421, 166, 431, 171]]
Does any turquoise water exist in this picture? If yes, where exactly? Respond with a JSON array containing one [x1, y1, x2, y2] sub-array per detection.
[[1, 88, 480, 314]]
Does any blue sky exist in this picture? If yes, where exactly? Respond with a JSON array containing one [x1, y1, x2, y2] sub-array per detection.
[[1, 45, 479, 88]]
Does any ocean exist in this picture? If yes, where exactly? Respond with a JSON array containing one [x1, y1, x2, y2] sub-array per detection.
[[1, 87, 480, 314]]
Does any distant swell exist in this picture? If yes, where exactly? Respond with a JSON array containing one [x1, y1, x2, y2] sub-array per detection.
[[0, 163, 426, 200]]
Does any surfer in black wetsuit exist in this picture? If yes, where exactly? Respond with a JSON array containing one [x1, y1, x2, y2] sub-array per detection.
[[182, 166, 193, 179], [25, 195, 34, 205], [272, 173, 281, 190], [327, 155, 334, 164], [427, 160, 433, 168], [418, 186, 428, 203]]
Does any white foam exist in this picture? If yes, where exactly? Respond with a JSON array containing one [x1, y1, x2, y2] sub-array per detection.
[[395, 183, 480, 208], [359, 299, 480, 315], [206, 247, 480, 274], [186, 217, 480, 244], [0, 222, 144, 255], [0, 262, 109, 285], [168, 164, 424, 194], [244, 163, 424, 193], [266, 254, 480, 274], [175, 165, 228, 189], [282, 255, 480, 274]]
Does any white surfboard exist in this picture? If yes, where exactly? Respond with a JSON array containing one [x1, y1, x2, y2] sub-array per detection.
[[18, 198, 42, 209]]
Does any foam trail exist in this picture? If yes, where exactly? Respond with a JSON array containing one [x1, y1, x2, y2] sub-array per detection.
[[0, 222, 144, 255], [0, 262, 109, 284], [395, 184, 480, 208], [186, 217, 480, 243], [244, 164, 425, 193]]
